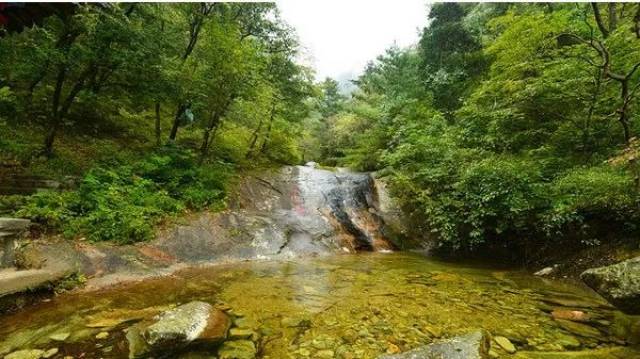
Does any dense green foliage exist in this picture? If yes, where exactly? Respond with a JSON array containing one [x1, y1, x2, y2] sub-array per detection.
[[311, 3, 640, 251], [16, 147, 230, 243], [0, 3, 313, 242], [4, 3, 640, 253]]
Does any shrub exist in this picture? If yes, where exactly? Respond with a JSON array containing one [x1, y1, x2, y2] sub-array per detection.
[[16, 147, 232, 243], [543, 166, 639, 238], [453, 157, 545, 244]]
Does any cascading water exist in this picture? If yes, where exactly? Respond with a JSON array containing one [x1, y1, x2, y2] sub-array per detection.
[[176, 164, 396, 260]]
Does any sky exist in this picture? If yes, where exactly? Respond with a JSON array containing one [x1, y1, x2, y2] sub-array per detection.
[[276, 0, 429, 86]]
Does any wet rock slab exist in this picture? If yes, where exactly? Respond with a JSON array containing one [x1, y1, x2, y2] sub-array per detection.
[[378, 330, 490, 359], [581, 257, 640, 314]]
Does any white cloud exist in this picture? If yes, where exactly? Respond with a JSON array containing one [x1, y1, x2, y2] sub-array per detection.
[[276, 0, 429, 83]]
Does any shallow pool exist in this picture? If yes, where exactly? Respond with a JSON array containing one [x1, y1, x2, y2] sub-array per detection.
[[1, 252, 638, 358]]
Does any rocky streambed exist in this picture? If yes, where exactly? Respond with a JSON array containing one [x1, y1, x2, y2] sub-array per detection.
[[1, 252, 639, 358], [2, 166, 640, 358]]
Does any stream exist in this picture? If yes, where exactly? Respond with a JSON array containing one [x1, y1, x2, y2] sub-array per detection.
[[1, 252, 639, 358], [0, 166, 639, 358]]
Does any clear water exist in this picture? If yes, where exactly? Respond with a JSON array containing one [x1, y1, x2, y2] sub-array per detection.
[[0, 252, 638, 358]]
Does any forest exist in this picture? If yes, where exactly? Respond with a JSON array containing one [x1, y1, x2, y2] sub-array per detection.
[[1, 2, 640, 258], [0, 3, 314, 243], [308, 2, 640, 258]]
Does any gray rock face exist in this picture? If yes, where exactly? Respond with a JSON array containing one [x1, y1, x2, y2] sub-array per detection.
[[0, 218, 31, 231], [156, 165, 394, 262], [581, 257, 640, 314], [0, 217, 30, 268], [378, 330, 490, 359], [128, 301, 230, 357]]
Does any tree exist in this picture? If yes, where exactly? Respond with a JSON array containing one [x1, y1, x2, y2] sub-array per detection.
[[418, 3, 485, 117], [317, 78, 345, 118], [167, 3, 218, 142]]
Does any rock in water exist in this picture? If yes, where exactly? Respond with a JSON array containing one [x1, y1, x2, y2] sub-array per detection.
[[144, 302, 211, 345], [378, 330, 490, 359], [41, 349, 58, 359], [4, 350, 45, 359], [581, 257, 640, 314], [534, 266, 557, 276], [494, 336, 516, 353], [217, 340, 256, 359], [48, 332, 70, 341], [551, 310, 590, 322], [127, 301, 230, 357]]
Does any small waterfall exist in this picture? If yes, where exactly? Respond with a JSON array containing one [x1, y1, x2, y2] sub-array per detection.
[[294, 166, 392, 251], [156, 165, 395, 262], [281, 165, 393, 252]]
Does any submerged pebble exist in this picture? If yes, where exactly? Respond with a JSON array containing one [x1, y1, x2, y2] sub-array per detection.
[[494, 336, 517, 353], [41, 348, 58, 359]]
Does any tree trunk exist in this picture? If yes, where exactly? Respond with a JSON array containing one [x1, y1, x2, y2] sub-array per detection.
[[43, 115, 61, 157], [200, 110, 221, 162], [246, 117, 264, 158], [608, 3, 618, 32], [260, 102, 277, 154], [25, 66, 48, 116], [591, 3, 610, 38], [201, 96, 235, 162], [619, 79, 632, 144], [44, 64, 95, 156], [44, 65, 68, 156], [168, 103, 186, 142], [167, 4, 216, 142], [155, 102, 161, 146]]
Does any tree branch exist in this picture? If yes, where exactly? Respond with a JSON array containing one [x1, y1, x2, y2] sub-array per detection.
[[591, 3, 610, 38]]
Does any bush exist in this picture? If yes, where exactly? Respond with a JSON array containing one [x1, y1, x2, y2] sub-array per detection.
[[385, 144, 640, 250], [543, 166, 639, 238], [454, 157, 544, 244], [380, 121, 639, 250], [16, 147, 232, 243]]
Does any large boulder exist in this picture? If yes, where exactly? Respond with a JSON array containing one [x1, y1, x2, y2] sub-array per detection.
[[127, 301, 230, 357], [378, 330, 491, 359], [581, 257, 640, 314]]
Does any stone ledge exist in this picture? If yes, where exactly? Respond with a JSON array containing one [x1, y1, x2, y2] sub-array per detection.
[[0, 217, 31, 268], [0, 267, 72, 297], [0, 218, 30, 232]]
